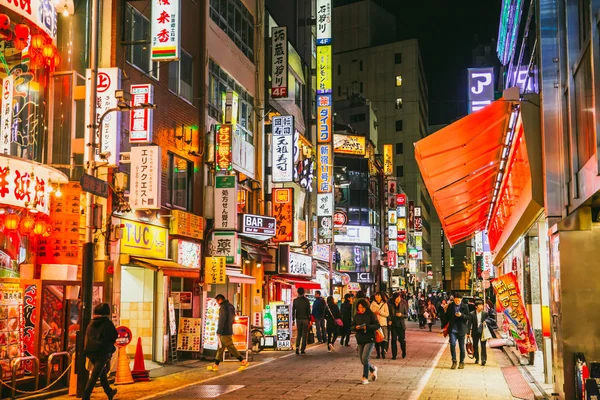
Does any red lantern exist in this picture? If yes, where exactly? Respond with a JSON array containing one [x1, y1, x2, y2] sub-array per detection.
[[19, 215, 35, 235], [42, 223, 53, 238], [13, 24, 30, 40], [4, 214, 20, 231], [32, 51, 45, 69], [0, 14, 10, 30], [52, 52, 61, 68], [33, 220, 47, 236], [30, 34, 46, 50], [42, 44, 54, 59]]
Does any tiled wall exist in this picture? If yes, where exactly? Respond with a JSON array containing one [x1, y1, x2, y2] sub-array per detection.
[[120, 302, 153, 356]]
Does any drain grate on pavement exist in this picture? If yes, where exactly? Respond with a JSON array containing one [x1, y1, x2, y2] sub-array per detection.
[[152, 384, 245, 399]]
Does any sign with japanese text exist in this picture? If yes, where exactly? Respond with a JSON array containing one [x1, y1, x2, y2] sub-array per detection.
[[204, 257, 226, 284], [387, 251, 397, 268], [333, 134, 366, 155], [0, 0, 57, 39], [84, 68, 122, 166], [317, 95, 332, 143], [273, 188, 294, 242], [388, 240, 397, 252], [388, 225, 398, 239], [279, 245, 312, 277], [414, 216, 422, 231], [271, 27, 288, 98], [240, 214, 276, 237], [151, 0, 181, 61], [317, 144, 333, 193], [408, 201, 414, 230], [398, 242, 407, 255], [333, 211, 347, 227], [120, 219, 168, 258], [383, 144, 393, 175], [170, 210, 204, 240], [316, 0, 331, 45], [414, 206, 422, 217], [80, 173, 109, 198], [209, 231, 241, 265], [0, 158, 56, 214], [129, 84, 154, 143], [398, 206, 406, 218], [1, 76, 13, 155], [396, 194, 407, 206], [0, 282, 23, 377], [397, 218, 406, 231], [317, 46, 332, 94], [214, 175, 237, 230], [492, 273, 537, 354], [317, 193, 333, 217], [216, 124, 233, 171], [313, 244, 330, 262], [177, 240, 201, 268], [130, 145, 161, 210], [415, 235, 422, 250], [388, 210, 397, 225], [272, 116, 294, 182], [468, 67, 494, 113], [317, 216, 333, 244]]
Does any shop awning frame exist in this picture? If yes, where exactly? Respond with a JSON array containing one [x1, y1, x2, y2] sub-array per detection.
[[128, 257, 200, 278], [271, 275, 322, 290], [226, 268, 256, 284], [241, 242, 274, 264]]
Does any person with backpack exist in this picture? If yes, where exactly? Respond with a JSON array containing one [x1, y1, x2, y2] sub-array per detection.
[[83, 303, 118, 400]]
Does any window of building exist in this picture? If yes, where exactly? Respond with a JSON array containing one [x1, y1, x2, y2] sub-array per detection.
[[395, 53, 402, 64], [338, 64, 341, 75], [359, 60, 363, 71], [396, 165, 404, 177], [168, 153, 193, 210], [396, 120, 403, 131], [574, 48, 594, 170], [395, 75, 402, 86], [396, 142, 403, 154], [350, 113, 366, 123], [209, 0, 254, 61], [169, 50, 194, 103], [125, 4, 159, 79], [294, 78, 303, 108], [395, 98, 403, 109]]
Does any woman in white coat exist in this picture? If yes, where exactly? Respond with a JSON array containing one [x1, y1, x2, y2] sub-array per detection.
[[370, 292, 390, 358]]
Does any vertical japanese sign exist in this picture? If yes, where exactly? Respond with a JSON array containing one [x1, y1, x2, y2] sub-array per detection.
[[316, 45, 332, 94], [215, 124, 233, 171], [317, 144, 333, 193], [383, 144, 393, 175], [408, 201, 415, 230], [271, 116, 294, 182], [272, 188, 294, 243], [151, 0, 181, 61], [129, 84, 154, 143], [210, 231, 241, 265], [316, 193, 333, 217], [467, 67, 494, 113], [316, 0, 332, 45], [204, 257, 226, 284], [271, 27, 288, 98], [317, 95, 332, 143], [130, 145, 162, 210], [1, 76, 13, 155], [214, 175, 237, 230], [84, 68, 122, 166], [491, 273, 537, 354]]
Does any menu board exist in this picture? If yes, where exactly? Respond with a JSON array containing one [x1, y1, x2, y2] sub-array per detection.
[[232, 316, 249, 352], [176, 317, 202, 352], [275, 304, 291, 349], [202, 298, 220, 351], [172, 292, 193, 310], [0, 282, 23, 379]]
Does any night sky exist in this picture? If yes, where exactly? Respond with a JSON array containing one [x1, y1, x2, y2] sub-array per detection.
[[376, 0, 502, 125]]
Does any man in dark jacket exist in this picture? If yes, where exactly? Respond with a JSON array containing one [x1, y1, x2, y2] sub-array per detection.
[[207, 295, 249, 372], [339, 294, 354, 346], [311, 291, 326, 343], [445, 292, 470, 369], [83, 303, 118, 400], [467, 299, 489, 365], [292, 287, 311, 355], [389, 293, 409, 359], [417, 295, 427, 328]]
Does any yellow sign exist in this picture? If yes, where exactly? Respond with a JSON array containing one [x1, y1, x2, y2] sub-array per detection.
[[397, 218, 407, 231], [398, 242, 407, 255], [171, 210, 204, 240], [121, 220, 168, 258], [317, 45, 332, 94], [333, 134, 366, 156], [415, 235, 423, 250], [383, 144, 393, 175], [205, 257, 226, 284]]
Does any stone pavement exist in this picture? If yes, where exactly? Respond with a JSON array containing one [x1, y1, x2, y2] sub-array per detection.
[[65, 322, 528, 400]]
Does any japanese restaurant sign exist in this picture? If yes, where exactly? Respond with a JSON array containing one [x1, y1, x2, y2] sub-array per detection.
[[0, 158, 56, 214], [316, 0, 332, 45], [271, 116, 294, 182], [333, 134, 366, 156], [271, 27, 288, 98], [170, 210, 204, 239], [209, 231, 241, 265], [1, 76, 13, 155], [317, 144, 333, 193], [317, 95, 332, 143], [272, 188, 294, 242], [317, 193, 333, 217], [215, 124, 233, 171], [279, 245, 312, 277], [317, 216, 333, 244], [151, 0, 181, 61], [214, 175, 237, 230], [204, 257, 226, 284], [130, 145, 161, 210], [316, 45, 332, 94], [383, 144, 393, 175], [0, 0, 57, 39], [491, 273, 537, 354], [129, 84, 154, 143]]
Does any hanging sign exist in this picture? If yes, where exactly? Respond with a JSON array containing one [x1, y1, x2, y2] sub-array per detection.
[[0, 0, 57, 39], [209, 231, 241, 265], [170, 210, 204, 239], [387, 251, 397, 268], [129, 84, 154, 143], [272, 116, 294, 182], [317, 193, 333, 217], [214, 176, 237, 230], [383, 144, 393, 175], [468, 67, 495, 113], [240, 214, 276, 237], [316, 45, 332, 94], [279, 245, 312, 277], [271, 27, 288, 98], [317, 144, 333, 193], [151, 0, 181, 61], [120, 220, 168, 258], [272, 188, 294, 242], [317, 216, 333, 244], [130, 145, 161, 210], [316, 0, 332, 45], [204, 256, 226, 284], [396, 194, 407, 206], [216, 124, 233, 171], [317, 95, 332, 143], [333, 134, 366, 155], [1, 76, 13, 155], [388, 210, 397, 225]]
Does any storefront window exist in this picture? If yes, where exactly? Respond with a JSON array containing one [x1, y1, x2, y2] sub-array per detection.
[[334, 245, 370, 272]]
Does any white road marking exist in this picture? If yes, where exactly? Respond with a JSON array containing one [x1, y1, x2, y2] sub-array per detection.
[[408, 339, 449, 400]]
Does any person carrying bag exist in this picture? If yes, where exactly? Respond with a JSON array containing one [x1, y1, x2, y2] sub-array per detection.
[[324, 296, 343, 352]]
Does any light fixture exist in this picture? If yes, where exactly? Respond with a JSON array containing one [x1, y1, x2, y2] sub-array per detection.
[[55, 185, 62, 198], [62, 4, 69, 16], [256, 262, 262, 268], [244, 259, 250, 264]]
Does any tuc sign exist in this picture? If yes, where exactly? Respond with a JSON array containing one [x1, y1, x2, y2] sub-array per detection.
[[240, 214, 276, 237], [120, 220, 168, 259]]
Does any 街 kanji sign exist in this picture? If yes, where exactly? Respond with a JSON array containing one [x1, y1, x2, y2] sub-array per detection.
[[271, 27, 288, 98], [204, 256, 226, 284], [130, 145, 162, 210], [271, 116, 294, 182], [151, 0, 181, 61]]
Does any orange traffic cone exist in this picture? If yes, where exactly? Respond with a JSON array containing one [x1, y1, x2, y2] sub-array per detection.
[[114, 346, 134, 385], [131, 337, 150, 382], [68, 354, 78, 396]]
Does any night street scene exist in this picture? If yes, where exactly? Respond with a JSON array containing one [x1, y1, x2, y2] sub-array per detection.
[[0, 0, 596, 399]]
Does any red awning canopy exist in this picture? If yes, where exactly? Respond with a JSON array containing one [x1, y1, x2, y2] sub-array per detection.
[[415, 99, 516, 246], [271, 275, 322, 290]]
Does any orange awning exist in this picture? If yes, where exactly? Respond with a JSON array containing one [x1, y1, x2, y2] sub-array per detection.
[[415, 99, 515, 246]]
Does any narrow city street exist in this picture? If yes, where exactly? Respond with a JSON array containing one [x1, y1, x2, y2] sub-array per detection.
[[69, 323, 527, 400]]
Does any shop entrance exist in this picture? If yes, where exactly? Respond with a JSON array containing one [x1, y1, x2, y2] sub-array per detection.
[[120, 266, 155, 358]]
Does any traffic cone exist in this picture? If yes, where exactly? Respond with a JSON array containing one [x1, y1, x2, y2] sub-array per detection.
[[68, 354, 78, 396], [131, 337, 150, 382], [114, 346, 134, 385]]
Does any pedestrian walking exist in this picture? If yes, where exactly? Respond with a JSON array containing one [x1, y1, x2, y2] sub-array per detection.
[[339, 294, 353, 346], [352, 290, 368, 319], [292, 287, 311, 355], [325, 296, 342, 352], [426, 299, 437, 332], [353, 299, 380, 385], [388, 293, 408, 359], [312, 290, 326, 344], [370, 292, 389, 359], [207, 295, 250, 371], [82, 303, 118, 400], [418, 295, 427, 329], [445, 292, 470, 369], [467, 299, 488, 365]]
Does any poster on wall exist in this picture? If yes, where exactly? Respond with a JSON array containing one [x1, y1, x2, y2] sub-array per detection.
[[0, 282, 23, 379], [172, 292, 193, 310], [202, 297, 220, 351], [176, 317, 202, 352], [275, 304, 291, 349]]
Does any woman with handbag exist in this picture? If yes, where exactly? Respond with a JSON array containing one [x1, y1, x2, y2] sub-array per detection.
[[353, 298, 381, 385], [370, 292, 390, 359], [427, 299, 438, 332], [325, 296, 343, 352]]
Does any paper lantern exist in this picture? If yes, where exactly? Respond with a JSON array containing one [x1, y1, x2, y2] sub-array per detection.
[[30, 34, 46, 50], [33, 220, 47, 236], [52, 52, 61, 68], [4, 214, 20, 231], [42, 44, 54, 59], [0, 14, 10, 30], [19, 215, 35, 235], [42, 223, 53, 238]]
